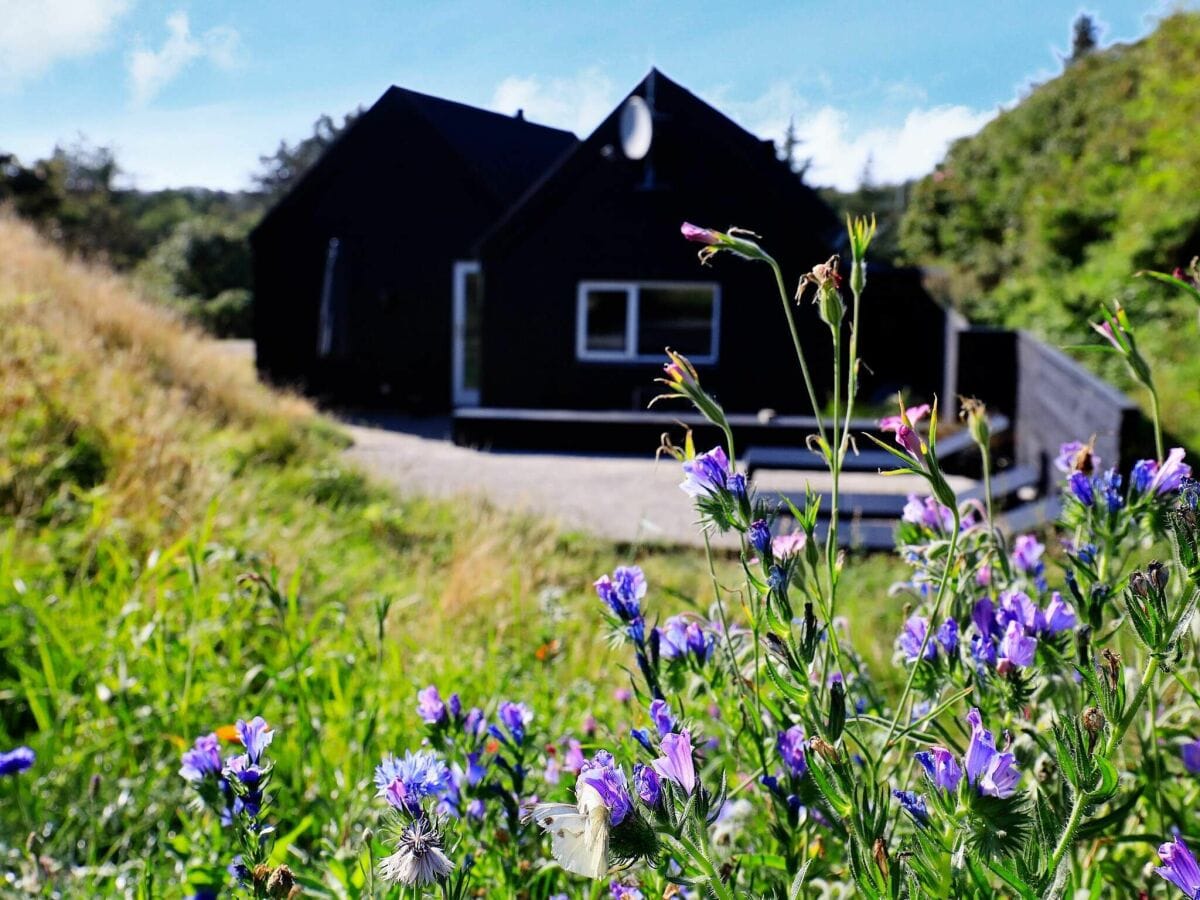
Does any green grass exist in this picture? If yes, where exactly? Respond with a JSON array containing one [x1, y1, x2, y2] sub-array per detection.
[[0, 218, 908, 894]]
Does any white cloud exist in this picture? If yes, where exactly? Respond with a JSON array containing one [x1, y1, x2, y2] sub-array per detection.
[[0, 0, 130, 85], [490, 68, 617, 136], [715, 80, 996, 190], [128, 11, 241, 107]]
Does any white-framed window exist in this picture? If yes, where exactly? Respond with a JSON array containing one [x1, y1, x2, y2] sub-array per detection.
[[575, 281, 720, 363]]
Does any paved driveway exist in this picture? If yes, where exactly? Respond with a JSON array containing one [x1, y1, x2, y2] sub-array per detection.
[[342, 416, 973, 548]]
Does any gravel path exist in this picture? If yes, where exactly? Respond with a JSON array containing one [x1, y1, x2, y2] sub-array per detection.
[[342, 417, 973, 548]]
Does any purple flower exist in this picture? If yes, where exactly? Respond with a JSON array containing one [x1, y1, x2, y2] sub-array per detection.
[[728, 472, 748, 501], [1010, 535, 1044, 574], [179, 734, 222, 783], [1100, 469, 1123, 512], [999, 621, 1038, 668], [892, 789, 929, 826], [1132, 458, 1157, 493], [997, 590, 1042, 633], [656, 615, 714, 663], [579, 750, 633, 826], [466, 750, 486, 785], [1068, 471, 1095, 506], [748, 519, 771, 556], [463, 707, 486, 740], [680, 446, 732, 498], [1151, 448, 1192, 494], [0, 746, 35, 777], [631, 728, 653, 752], [1182, 738, 1200, 775], [879, 403, 930, 434], [963, 708, 1021, 798], [236, 717, 273, 765], [969, 633, 997, 667], [564, 739, 586, 774], [467, 798, 486, 820], [1156, 835, 1200, 898], [915, 746, 962, 792], [936, 617, 959, 657], [633, 762, 661, 806], [649, 699, 675, 737], [543, 755, 561, 785], [902, 494, 953, 530], [375, 750, 451, 812], [417, 686, 447, 725], [1055, 441, 1094, 473], [971, 597, 1000, 639], [494, 701, 533, 746], [680, 222, 720, 245], [594, 566, 647, 622], [1043, 592, 1078, 635], [897, 614, 936, 663], [609, 882, 645, 900], [652, 731, 697, 795], [776, 726, 808, 779]]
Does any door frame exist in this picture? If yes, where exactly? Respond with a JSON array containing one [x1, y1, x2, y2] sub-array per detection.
[[451, 260, 481, 407]]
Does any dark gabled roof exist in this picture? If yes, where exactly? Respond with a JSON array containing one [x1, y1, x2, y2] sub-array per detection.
[[252, 86, 577, 240], [476, 68, 840, 256]]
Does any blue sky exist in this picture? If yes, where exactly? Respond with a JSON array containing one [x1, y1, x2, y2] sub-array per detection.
[[0, 0, 1185, 191]]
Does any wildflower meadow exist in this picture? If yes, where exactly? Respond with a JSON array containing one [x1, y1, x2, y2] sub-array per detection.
[[6, 214, 1200, 898]]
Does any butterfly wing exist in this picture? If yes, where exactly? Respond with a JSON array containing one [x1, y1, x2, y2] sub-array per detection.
[[530, 796, 610, 880]]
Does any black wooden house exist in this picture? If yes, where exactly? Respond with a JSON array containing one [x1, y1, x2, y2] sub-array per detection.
[[250, 86, 576, 410], [252, 70, 947, 428]]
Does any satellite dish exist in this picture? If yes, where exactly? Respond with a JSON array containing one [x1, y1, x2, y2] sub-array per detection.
[[619, 95, 653, 160]]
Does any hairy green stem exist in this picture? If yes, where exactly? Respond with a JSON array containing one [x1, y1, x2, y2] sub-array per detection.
[[1148, 385, 1165, 463], [1048, 654, 1161, 885]]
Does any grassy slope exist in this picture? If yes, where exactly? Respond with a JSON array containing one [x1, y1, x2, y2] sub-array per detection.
[[0, 217, 903, 892], [899, 11, 1200, 449]]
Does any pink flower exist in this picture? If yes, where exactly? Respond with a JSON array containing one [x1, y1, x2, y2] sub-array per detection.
[[771, 532, 807, 559], [680, 222, 720, 245], [879, 404, 930, 434]]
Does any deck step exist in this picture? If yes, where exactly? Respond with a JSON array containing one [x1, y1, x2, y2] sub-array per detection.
[[744, 414, 1010, 477]]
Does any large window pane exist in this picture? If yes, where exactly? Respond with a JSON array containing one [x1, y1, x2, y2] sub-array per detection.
[[584, 289, 629, 354], [637, 286, 714, 357]]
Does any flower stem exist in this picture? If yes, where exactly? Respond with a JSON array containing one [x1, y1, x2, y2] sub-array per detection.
[[883, 514, 961, 746], [1148, 385, 1165, 463], [1047, 653, 1161, 888], [768, 259, 826, 447]]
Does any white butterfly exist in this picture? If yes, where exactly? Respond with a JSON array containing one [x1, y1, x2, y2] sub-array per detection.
[[528, 781, 611, 879]]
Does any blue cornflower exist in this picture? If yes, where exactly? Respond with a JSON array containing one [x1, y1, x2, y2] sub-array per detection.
[[892, 789, 929, 826], [0, 746, 35, 776], [748, 519, 771, 556], [375, 750, 451, 812]]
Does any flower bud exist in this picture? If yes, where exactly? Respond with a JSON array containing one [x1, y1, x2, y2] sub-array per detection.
[[1082, 706, 1106, 736], [827, 678, 846, 743], [1129, 570, 1151, 598], [960, 397, 989, 449], [266, 865, 296, 898], [1147, 559, 1169, 591]]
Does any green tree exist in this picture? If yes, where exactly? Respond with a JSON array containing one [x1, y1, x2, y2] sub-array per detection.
[[255, 109, 361, 201]]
